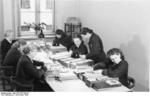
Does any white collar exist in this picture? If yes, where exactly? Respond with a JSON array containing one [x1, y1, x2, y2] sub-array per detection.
[[5, 37, 12, 43]]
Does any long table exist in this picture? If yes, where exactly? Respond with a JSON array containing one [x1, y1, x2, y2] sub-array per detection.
[[46, 77, 131, 92], [44, 55, 131, 92], [29, 40, 131, 92]]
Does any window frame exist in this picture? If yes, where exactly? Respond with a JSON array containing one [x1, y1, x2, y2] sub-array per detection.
[[12, 0, 55, 39]]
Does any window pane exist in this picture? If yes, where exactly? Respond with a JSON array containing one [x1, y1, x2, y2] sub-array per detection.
[[21, 12, 35, 26], [21, 0, 35, 11], [19, 0, 54, 37], [40, 0, 53, 35], [20, 0, 36, 36], [40, 12, 52, 25], [40, 0, 53, 11], [21, 0, 30, 9]]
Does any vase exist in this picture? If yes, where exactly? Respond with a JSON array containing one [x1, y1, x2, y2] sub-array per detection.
[[37, 30, 45, 38]]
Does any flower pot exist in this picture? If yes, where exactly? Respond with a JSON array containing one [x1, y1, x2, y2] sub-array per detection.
[[37, 30, 45, 38]]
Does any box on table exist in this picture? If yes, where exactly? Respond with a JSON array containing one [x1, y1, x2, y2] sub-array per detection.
[[73, 67, 93, 79], [92, 79, 121, 91], [51, 53, 71, 61], [81, 73, 121, 90], [59, 58, 94, 69], [79, 71, 102, 82], [50, 44, 67, 53], [70, 59, 94, 69], [56, 71, 78, 81]]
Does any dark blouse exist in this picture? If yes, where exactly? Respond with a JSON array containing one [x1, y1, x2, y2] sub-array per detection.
[[86, 33, 106, 63], [1, 39, 16, 61], [3, 47, 21, 66], [102, 60, 128, 86], [2, 47, 22, 76], [53, 35, 74, 51], [1, 39, 12, 60], [70, 42, 88, 55], [16, 55, 44, 85]]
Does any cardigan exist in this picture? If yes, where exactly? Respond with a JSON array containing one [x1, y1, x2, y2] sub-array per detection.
[[16, 55, 45, 85], [53, 35, 74, 51], [86, 33, 106, 63], [3, 47, 21, 67], [1, 39, 12, 60], [2, 47, 22, 76], [70, 42, 88, 55], [102, 60, 128, 86]]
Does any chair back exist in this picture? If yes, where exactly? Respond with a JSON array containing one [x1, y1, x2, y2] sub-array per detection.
[[127, 76, 135, 89], [11, 77, 34, 91], [0, 66, 15, 91]]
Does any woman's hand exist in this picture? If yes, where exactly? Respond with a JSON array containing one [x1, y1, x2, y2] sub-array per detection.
[[80, 55, 86, 59]]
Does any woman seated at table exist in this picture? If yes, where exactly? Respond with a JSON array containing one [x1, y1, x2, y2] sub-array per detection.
[[102, 48, 129, 87], [70, 35, 88, 58], [2, 39, 27, 76], [53, 29, 74, 51], [15, 46, 46, 91], [1, 30, 16, 61]]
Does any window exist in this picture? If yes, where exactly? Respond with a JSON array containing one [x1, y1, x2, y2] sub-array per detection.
[[18, 0, 55, 38]]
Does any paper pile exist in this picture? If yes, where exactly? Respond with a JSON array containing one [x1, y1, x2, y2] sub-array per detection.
[[56, 70, 78, 81]]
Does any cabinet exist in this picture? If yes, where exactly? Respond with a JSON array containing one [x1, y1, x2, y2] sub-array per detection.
[[64, 23, 82, 38]]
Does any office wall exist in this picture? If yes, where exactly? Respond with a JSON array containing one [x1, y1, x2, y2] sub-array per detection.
[[2, 0, 79, 34], [0, 0, 4, 41], [3, 0, 13, 33], [55, 0, 79, 30], [79, 0, 150, 91]]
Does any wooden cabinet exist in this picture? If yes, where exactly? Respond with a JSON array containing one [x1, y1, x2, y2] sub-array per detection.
[[64, 23, 82, 38]]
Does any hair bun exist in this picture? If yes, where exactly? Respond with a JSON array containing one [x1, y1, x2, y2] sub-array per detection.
[[23, 47, 30, 54]]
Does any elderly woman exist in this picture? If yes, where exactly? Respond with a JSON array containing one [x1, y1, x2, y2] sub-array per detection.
[[1, 30, 15, 61], [2, 40, 27, 76], [16, 45, 53, 91], [15, 46, 45, 91]]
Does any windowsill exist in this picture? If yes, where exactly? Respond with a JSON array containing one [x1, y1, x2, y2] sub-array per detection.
[[16, 34, 55, 40]]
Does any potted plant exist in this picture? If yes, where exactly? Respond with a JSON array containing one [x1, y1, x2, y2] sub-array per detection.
[[24, 22, 47, 38]]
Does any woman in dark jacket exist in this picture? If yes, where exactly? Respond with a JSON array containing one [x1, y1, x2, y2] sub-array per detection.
[[16, 46, 45, 91], [80, 27, 106, 64], [53, 29, 74, 51], [102, 48, 129, 87], [1, 30, 14, 61], [70, 35, 88, 58], [2, 40, 27, 76]]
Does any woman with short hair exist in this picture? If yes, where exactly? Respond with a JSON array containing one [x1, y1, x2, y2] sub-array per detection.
[[1, 30, 14, 61]]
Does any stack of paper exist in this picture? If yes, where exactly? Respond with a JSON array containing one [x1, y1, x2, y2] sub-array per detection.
[[51, 52, 71, 60], [73, 67, 93, 74], [57, 71, 78, 81], [58, 58, 94, 69], [46, 70, 59, 78], [71, 59, 94, 68], [50, 44, 66, 52], [80, 71, 102, 82], [33, 51, 55, 64], [105, 79, 121, 86]]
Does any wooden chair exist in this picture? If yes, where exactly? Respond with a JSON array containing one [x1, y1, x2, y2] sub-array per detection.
[[10, 77, 34, 91], [0, 66, 15, 91], [127, 76, 135, 89]]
